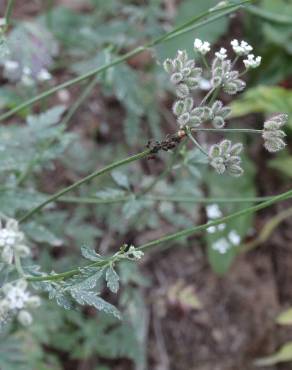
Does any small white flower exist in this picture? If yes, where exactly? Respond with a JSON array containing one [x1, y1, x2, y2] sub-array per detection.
[[215, 48, 227, 60], [194, 38, 211, 55], [0, 218, 30, 264], [231, 39, 253, 56], [0, 18, 6, 28], [17, 310, 33, 326], [4, 280, 30, 310], [212, 238, 230, 254], [128, 245, 144, 260], [228, 230, 241, 246], [243, 54, 261, 69], [207, 225, 217, 234], [206, 204, 222, 219], [218, 223, 226, 231], [198, 77, 212, 91], [37, 68, 52, 82], [4, 60, 19, 73]]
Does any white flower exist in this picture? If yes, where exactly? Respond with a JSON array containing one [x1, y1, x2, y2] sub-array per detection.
[[0, 218, 30, 264], [215, 48, 227, 60], [231, 39, 253, 56], [228, 230, 241, 245], [206, 204, 222, 219], [17, 310, 33, 326], [128, 246, 144, 260], [4, 60, 19, 73], [243, 54, 261, 69], [3, 280, 30, 310], [37, 68, 52, 82], [212, 238, 230, 254], [198, 77, 212, 90], [0, 280, 41, 326], [194, 38, 211, 55], [0, 18, 6, 28]]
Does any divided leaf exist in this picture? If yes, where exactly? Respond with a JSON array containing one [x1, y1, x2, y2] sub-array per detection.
[[105, 265, 120, 294]]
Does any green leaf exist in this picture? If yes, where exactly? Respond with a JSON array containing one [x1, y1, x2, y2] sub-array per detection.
[[70, 289, 121, 319], [105, 265, 120, 293], [254, 342, 292, 366], [23, 221, 63, 246], [269, 156, 292, 178], [111, 170, 130, 190], [81, 245, 103, 261], [276, 308, 292, 325], [95, 188, 126, 200], [230, 86, 292, 129], [205, 152, 256, 275]]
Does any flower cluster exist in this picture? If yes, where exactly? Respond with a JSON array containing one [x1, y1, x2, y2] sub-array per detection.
[[262, 114, 287, 153], [194, 38, 210, 55], [0, 219, 30, 264], [212, 230, 241, 254], [209, 140, 243, 177], [163, 50, 202, 98], [0, 280, 41, 326], [206, 204, 226, 234], [210, 100, 231, 128], [243, 54, 262, 69], [231, 39, 252, 56], [163, 38, 287, 178], [211, 55, 246, 95]]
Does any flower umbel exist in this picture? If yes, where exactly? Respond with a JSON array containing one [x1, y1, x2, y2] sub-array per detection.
[[163, 50, 202, 98], [209, 140, 244, 177], [194, 38, 211, 55], [262, 114, 287, 152], [231, 39, 253, 56], [0, 280, 41, 326]]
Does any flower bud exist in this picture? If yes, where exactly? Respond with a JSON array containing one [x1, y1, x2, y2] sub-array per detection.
[[18, 310, 33, 326]]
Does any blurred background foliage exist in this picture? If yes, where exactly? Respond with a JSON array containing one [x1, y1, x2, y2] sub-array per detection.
[[0, 0, 291, 369]]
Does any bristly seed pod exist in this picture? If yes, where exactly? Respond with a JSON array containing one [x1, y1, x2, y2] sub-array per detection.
[[209, 140, 244, 177], [262, 114, 287, 152], [163, 50, 202, 98]]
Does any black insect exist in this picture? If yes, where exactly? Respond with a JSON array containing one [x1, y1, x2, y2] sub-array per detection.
[[146, 130, 186, 159]]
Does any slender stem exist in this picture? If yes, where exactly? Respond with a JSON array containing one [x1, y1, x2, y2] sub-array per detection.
[[62, 74, 100, 127], [0, 0, 252, 121], [200, 88, 215, 106], [4, 0, 15, 29], [231, 55, 240, 69], [27, 188, 292, 282], [18, 149, 151, 223], [140, 141, 184, 196], [241, 206, 292, 253], [137, 188, 292, 252], [200, 55, 210, 71], [191, 128, 262, 134], [186, 127, 208, 156], [57, 194, 285, 205], [14, 252, 25, 277], [208, 86, 221, 106]]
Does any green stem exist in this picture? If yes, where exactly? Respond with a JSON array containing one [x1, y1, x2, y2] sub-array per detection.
[[137, 188, 292, 252], [192, 128, 262, 134], [200, 88, 215, 106], [27, 187, 292, 282], [15, 252, 25, 277], [62, 74, 100, 127], [57, 194, 285, 205], [140, 141, 184, 196], [186, 127, 208, 156], [18, 149, 151, 223], [0, 0, 252, 121], [4, 0, 15, 29]]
